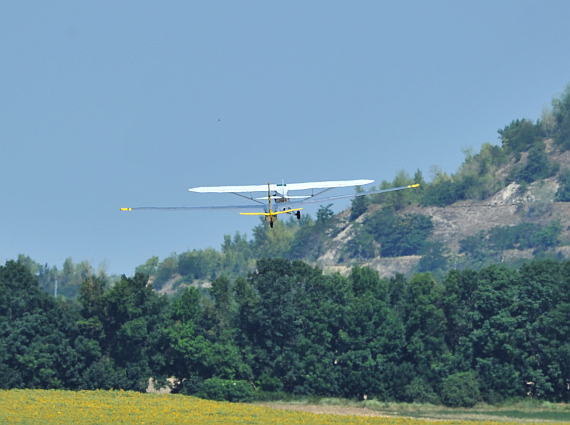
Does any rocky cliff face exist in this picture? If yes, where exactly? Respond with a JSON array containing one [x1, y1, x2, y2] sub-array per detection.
[[314, 142, 570, 278]]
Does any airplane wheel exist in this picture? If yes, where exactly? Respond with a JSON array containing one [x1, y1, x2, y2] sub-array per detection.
[[270, 221, 274, 228], [296, 211, 301, 220]]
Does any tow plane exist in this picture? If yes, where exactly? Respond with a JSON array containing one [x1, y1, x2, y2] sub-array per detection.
[[121, 179, 419, 227]]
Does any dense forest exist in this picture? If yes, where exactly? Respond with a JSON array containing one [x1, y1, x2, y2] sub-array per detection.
[[2, 257, 570, 407]]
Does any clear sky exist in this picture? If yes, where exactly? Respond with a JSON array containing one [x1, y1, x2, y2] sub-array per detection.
[[2, 1, 570, 276]]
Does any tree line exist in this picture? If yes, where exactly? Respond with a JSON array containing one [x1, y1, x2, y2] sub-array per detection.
[[2, 256, 570, 407]]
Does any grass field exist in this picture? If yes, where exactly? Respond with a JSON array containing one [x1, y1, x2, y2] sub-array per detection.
[[1, 389, 568, 425], [256, 397, 570, 423]]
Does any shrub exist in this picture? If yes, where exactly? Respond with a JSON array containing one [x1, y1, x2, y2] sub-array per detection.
[[440, 372, 480, 408], [498, 118, 543, 153], [257, 374, 283, 392], [362, 210, 433, 257], [513, 142, 557, 184], [405, 377, 440, 404], [197, 378, 255, 402], [555, 168, 570, 202]]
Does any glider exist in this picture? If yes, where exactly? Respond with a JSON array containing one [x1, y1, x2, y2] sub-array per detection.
[[121, 179, 419, 227]]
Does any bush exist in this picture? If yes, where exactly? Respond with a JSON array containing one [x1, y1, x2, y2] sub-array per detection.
[[257, 374, 283, 392], [498, 119, 543, 153], [440, 372, 480, 408], [197, 378, 255, 402], [417, 242, 449, 273], [404, 377, 440, 404], [513, 142, 557, 184], [552, 83, 570, 150], [555, 168, 570, 202], [362, 210, 433, 257]]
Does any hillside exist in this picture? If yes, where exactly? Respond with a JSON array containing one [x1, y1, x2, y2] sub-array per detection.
[[118, 82, 570, 295], [315, 138, 570, 277]]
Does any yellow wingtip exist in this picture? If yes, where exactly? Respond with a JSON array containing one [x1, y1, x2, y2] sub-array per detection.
[[409, 184, 420, 188], [120, 208, 132, 211]]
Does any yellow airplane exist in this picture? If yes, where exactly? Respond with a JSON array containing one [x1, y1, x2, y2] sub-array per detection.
[[121, 179, 419, 228]]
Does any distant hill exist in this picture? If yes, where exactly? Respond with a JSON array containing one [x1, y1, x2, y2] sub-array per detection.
[[128, 82, 570, 296]]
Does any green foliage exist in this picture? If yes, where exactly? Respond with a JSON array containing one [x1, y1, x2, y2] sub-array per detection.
[[178, 248, 221, 281], [417, 242, 449, 273], [356, 209, 433, 258], [288, 212, 340, 262], [287, 216, 321, 261], [0, 261, 90, 390], [197, 378, 255, 402], [555, 168, 570, 201], [4, 256, 570, 403], [257, 373, 283, 392], [153, 254, 178, 289], [404, 377, 440, 404], [171, 286, 201, 323], [421, 178, 467, 207], [251, 219, 296, 259], [498, 119, 544, 153], [316, 204, 335, 223], [421, 143, 508, 207], [134, 256, 159, 276], [350, 188, 369, 221], [440, 372, 480, 407], [509, 142, 558, 184], [344, 223, 376, 261], [372, 170, 420, 209], [16, 255, 108, 299], [459, 221, 561, 262], [552, 83, 570, 150]]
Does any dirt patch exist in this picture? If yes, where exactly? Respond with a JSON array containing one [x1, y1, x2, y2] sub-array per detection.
[[251, 403, 388, 417]]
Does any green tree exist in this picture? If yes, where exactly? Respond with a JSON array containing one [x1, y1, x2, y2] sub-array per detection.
[[362, 210, 433, 257], [514, 142, 557, 184], [417, 241, 449, 274], [498, 118, 543, 153], [344, 223, 376, 260], [316, 204, 335, 223], [555, 168, 570, 202], [135, 256, 159, 277], [349, 187, 369, 221], [440, 372, 480, 407], [95, 273, 171, 391], [552, 83, 570, 149], [401, 273, 447, 382], [251, 219, 296, 259], [0, 261, 86, 390]]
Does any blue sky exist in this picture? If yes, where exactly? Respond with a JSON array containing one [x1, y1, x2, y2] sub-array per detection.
[[2, 1, 570, 275]]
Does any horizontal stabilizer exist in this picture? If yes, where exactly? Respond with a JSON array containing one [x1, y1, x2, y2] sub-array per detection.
[[239, 208, 302, 216]]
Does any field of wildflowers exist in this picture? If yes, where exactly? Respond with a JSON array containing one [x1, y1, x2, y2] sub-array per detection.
[[0, 389, 563, 425]]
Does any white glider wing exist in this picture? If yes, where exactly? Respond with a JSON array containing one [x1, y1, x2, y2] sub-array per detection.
[[284, 184, 420, 206], [283, 179, 373, 191], [189, 179, 374, 193], [190, 184, 273, 193]]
